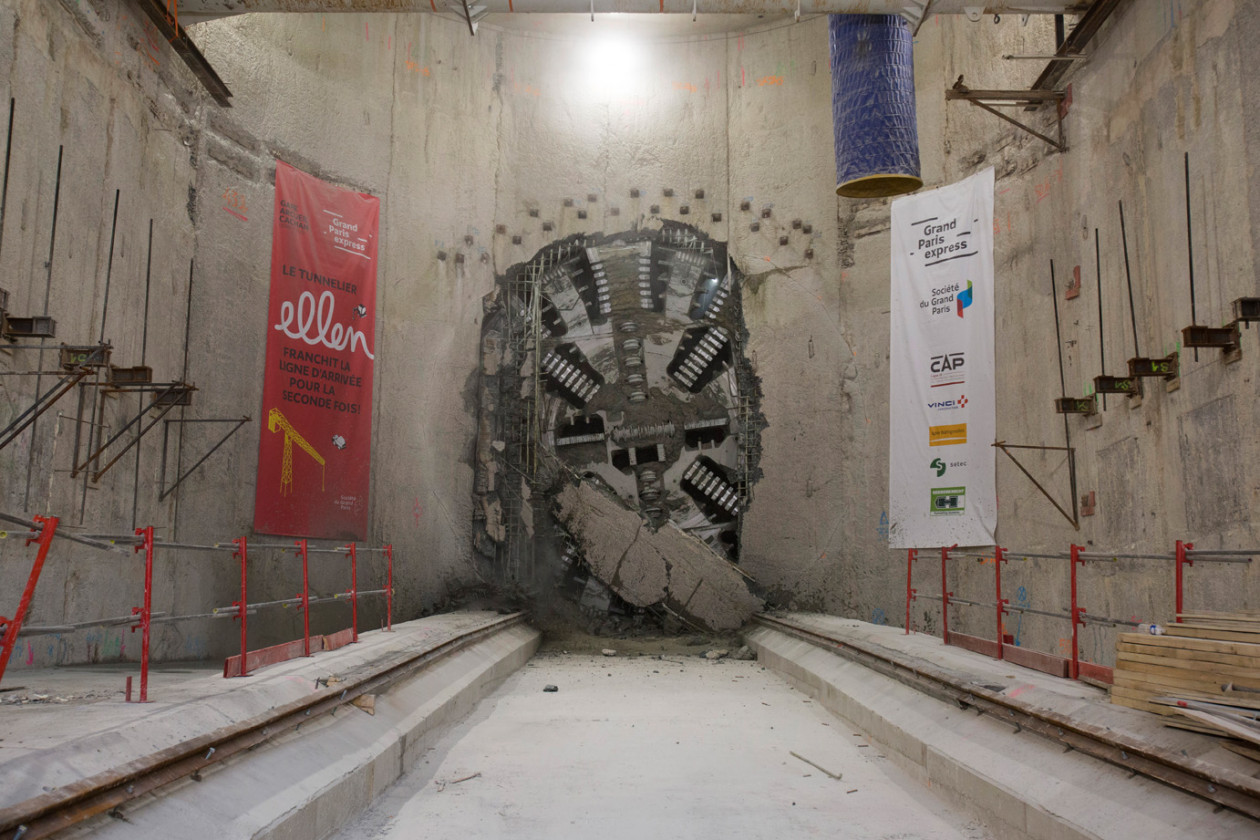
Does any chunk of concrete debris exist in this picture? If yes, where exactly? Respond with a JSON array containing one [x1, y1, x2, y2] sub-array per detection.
[[731, 645, 755, 661], [554, 481, 762, 631], [704, 649, 729, 660], [602, 649, 617, 657], [543, 685, 559, 692]]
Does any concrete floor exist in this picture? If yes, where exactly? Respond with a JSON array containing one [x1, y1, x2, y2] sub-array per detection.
[[330, 651, 995, 840]]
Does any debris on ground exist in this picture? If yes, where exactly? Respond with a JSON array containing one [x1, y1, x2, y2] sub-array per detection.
[[601, 649, 617, 657], [731, 645, 755, 660], [543, 685, 559, 692], [790, 750, 842, 780], [704, 649, 729, 660]]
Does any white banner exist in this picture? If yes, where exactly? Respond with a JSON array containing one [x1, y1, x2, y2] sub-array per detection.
[[888, 168, 996, 549]]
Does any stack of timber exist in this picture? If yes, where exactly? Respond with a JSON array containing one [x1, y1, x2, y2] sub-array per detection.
[[1111, 612, 1260, 755]]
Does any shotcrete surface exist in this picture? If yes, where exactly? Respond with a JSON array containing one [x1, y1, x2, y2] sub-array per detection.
[[329, 650, 995, 840]]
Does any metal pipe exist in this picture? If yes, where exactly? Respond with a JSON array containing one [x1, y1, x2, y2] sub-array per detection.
[[133, 526, 155, 703], [1119, 200, 1140, 357], [1069, 543, 1083, 680], [346, 542, 359, 643], [232, 537, 249, 677], [995, 546, 1007, 658], [1175, 539, 1192, 621], [905, 548, 915, 635], [0, 98, 14, 263], [385, 544, 394, 632], [940, 545, 953, 646], [1095, 226, 1106, 409], [0, 515, 59, 687]]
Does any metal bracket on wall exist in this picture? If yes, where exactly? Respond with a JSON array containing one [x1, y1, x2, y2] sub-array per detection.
[[128, 0, 232, 106], [158, 416, 250, 501], [456, 0, 487, 36], [73, 382, 198, 482], [946, 78, 1067, 153], [0, 361, 103, 452], [992, 441, 1079, 530]]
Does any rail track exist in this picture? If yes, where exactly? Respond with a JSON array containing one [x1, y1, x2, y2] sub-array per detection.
[[0, 612, 527, 840], [752, 613, 1260, 821]]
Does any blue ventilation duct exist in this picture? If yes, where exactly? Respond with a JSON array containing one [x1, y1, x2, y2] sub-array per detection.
[[829, 14, 922, 198]]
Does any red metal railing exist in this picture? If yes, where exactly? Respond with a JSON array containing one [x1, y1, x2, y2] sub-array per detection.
[[0, 515, 60, 687], [903, 541, 1253, 685], [0, 510, 397, 699]]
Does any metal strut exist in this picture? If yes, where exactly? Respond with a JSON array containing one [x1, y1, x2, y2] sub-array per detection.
[[158, 416, 251, 501], [992, 441, 1079, 530], [73, 382, 197, 482], [945, 77, 1067, 153]]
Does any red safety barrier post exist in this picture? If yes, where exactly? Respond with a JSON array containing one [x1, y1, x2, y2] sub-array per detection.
[[131, 526, 155, 702], [345, 542, 359, 643], [941, 544, 955, 646], [232, 536, 249, 677], [1069, 543, 1084, 681], [1175, 539, 1193, 622], [295, 539, 311, 656], [905, 548, 917, 635], [0, 515, 59, 687], [385, 544, 394, 632], [994, 546, 1008, 661]]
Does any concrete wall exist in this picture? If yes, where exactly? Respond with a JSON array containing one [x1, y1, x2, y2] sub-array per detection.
[[2, 0, 1257, 669]]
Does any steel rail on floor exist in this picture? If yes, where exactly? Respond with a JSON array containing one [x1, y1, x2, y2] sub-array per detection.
[[0, 612, 528, 840], [751, 613, 1260, 821]]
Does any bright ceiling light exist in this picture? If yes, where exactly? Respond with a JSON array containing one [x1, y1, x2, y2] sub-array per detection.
[[584, 35, 641, 98]]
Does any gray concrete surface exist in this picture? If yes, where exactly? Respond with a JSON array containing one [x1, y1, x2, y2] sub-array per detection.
[[0, 0, 1257, 670], [0, 611, 531, 810], [328, 650, 996, 840], [749, 613, 1260, 840]]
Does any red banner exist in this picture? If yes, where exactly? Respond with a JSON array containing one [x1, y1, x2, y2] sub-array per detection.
[[253, 161, 379, 539]]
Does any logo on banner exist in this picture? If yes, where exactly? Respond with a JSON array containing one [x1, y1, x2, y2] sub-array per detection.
[[957, 281, 974, 317], [927, 394, 968, 411], [929, 423, 967, 446], [930, 486, 967, 515], [929, 352, 966, 387], [930, 458, 946, 477]]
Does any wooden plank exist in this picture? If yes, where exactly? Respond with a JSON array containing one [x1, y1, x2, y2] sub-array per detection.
[[947, 631, 999, 658], [1114, 670, 1239, 697], [1222, 741, 1260, 763], [1078, 660, 1113, 685], [323, 627, 356, 652], [1164, 626, 1260, 644], [1115, 658, 1260, 690], [1109, 685, 1172, 715], [1171, 622, 1260, 635], [222, 636, 325, 678], [1178, 611, 1260, 623], [1116, 650, 1260, 680], [1000, 643, 1070, 678], [1164, 718, 1232, 736], [1118, 632, 1260, 658], [1118, 641, 1260, 670], [1172, 708, 1260, 748]]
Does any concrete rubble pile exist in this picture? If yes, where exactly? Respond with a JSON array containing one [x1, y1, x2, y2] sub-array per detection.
[[554, 481, 762, 632]]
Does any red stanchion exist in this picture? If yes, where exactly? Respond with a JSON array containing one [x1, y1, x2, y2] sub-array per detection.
[[995, 546, 1008, 661], [232, 537, 249, 677], [0, 515, 59, 687], [385, 544, 394, 633], [295, 538, 311, 656], [345, 542, 359, 643], [1175, 539, 1193, 621], [131, 526, 155, 703], [1069, 543, 1084, 681], [905, 548, 917, 635]]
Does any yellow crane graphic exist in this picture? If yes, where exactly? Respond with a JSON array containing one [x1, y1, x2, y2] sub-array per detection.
[[267, 408, 325, 496]]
